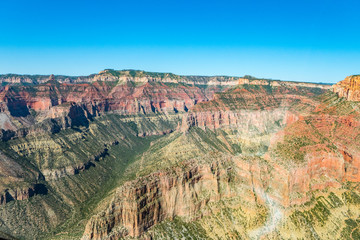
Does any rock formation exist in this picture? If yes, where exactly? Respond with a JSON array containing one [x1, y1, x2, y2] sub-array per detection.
[[333, 75, 360, 101]]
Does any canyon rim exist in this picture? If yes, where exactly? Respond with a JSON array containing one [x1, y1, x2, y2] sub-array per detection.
[[0, 70, 359, 239]]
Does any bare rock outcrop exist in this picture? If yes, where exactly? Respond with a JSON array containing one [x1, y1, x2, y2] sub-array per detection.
[[333, 75, 360, 101]]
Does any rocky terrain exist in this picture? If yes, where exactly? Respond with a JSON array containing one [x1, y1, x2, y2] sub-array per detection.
[[1, 70, 360, 240]]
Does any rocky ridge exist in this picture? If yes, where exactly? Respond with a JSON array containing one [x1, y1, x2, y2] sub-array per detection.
[[0, 69, 332, 88]]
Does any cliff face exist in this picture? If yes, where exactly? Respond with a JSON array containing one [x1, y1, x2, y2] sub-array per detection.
[[0, 80, 209, 120], [0, 184, 47, 205], [82, 157, 265, 239], [333, 75, 360, 101], [179, 84, 323, 131]]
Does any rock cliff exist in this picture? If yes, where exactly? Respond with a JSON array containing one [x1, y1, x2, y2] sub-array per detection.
[[333, 75, 360, 101]]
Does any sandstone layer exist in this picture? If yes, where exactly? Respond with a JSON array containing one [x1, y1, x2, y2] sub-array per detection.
[[333, 75, 360, 101]]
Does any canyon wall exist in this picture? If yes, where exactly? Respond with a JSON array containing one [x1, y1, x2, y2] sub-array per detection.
[[333, 75, 360, 101]]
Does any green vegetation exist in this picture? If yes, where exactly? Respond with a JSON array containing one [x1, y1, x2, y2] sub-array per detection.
[[275, 136, 315, 164], [316, 91, 360, 116], [145, 217, 209, 239], [343, 191, 360, 205], [290, 197, 333, 232], [340, 218, 360, 240]]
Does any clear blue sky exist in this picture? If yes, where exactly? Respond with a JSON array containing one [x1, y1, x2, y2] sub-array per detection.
[[0, 0, 359, 83]]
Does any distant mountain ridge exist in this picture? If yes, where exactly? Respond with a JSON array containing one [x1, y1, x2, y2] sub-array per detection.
[[0, 69, 332, 88]]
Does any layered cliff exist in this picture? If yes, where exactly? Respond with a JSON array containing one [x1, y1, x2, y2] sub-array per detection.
[[0, 70, 241, 85], [0, 80, 212, 142], [0, 71, 329, 140], [333, 75, 360, 101], [0, 69, 332, 88]]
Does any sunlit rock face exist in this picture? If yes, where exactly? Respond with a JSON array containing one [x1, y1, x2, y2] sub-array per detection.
[[333, 75, 360, 101], [1, 71, 360, 240]]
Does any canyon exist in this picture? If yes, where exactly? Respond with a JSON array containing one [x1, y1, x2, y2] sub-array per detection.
[[0, 69, 359, 240]]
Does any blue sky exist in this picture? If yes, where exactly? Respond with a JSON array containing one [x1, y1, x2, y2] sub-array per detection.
[[0, 0, 359, 83]]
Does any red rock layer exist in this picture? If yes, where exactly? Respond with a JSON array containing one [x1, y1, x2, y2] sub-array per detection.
[[0, 82, 213, 120]]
